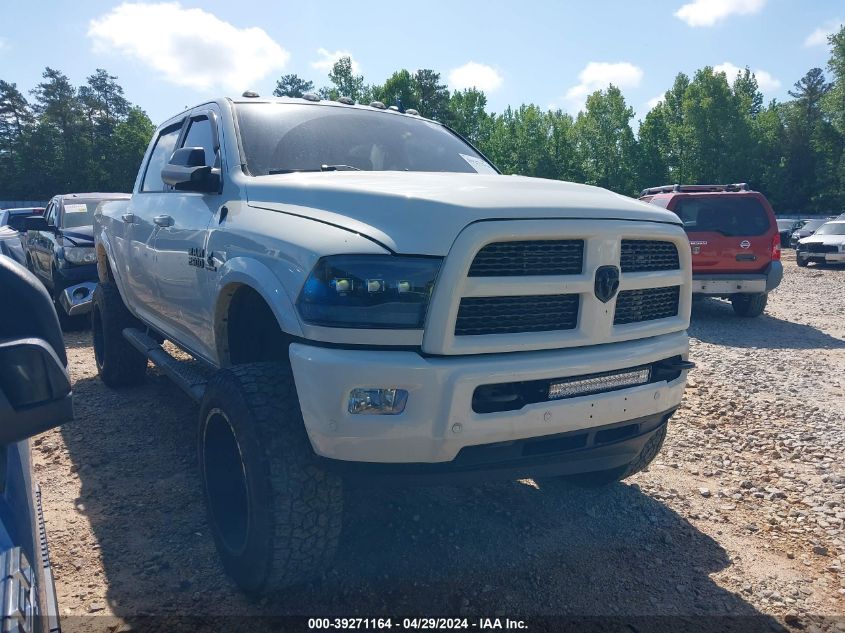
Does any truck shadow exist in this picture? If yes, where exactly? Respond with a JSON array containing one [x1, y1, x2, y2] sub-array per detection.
[[56, 369, 788, 632], [690, 297, 845, 350]]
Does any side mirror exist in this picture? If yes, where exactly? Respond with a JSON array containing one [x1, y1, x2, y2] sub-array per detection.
[[161, 147, 220, 192], [0, 338, 72, 445], [22, 216, 50, 232]]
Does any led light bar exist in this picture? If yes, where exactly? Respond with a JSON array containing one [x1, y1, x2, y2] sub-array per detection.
[[548, 368, 651, 400]]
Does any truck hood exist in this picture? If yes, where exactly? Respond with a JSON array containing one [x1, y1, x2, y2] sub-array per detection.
[[246, 172, 681, 254], [800, 235, 845, 245], [60, 225, 94, 246]]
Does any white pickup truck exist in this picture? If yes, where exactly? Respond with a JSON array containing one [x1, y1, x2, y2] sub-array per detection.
[[93, 94, 694, 594]]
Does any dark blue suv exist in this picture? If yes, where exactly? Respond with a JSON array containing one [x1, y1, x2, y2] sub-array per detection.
[[0, 255, 73, 632]]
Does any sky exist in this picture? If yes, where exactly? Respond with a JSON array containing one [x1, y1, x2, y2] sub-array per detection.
[[0, 0, 842, 126]]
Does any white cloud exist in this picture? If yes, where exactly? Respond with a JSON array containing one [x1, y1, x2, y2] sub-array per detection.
[[646, 94, 664, 111], [804, 19, 843, 47], [675, 0, 766, 27], [87, 2, 289, 93], [563, 62, 644, 113], [311, 48, 362, 75], [0, 37, 8, 52], [448, 62, 503, 92], [714, 61, 781, 92]]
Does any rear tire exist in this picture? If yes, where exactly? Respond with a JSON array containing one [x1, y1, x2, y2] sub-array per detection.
[[563, 424, 668, 488], [198, 362, 343, 595], [92, 282, 147, 387], [731, 292, 768, 317]]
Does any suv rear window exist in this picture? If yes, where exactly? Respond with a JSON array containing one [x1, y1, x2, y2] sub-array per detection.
[[672, 197, 770, 236]]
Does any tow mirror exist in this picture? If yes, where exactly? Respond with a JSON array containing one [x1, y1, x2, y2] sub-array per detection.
[[161, 147, 220, 192], [22, 216, 50, 232], [0, 338, 72, 445]]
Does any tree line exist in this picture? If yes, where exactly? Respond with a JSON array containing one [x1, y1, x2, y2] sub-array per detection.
[[2, 26, 844, 212]]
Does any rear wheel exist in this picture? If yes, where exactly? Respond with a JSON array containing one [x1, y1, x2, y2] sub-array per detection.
[[731, 292, 768, 317], [92, 282, 148, 387], [198, 362, 343, 595]]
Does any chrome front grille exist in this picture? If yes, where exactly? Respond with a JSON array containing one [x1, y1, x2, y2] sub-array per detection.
[[614, 287, 680, 325], [468, 240, 584, 277], [620, 240, 679, 272], [455, 294, 579, 335]]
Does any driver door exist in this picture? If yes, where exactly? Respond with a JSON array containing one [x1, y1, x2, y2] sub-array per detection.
[[151, 107, 222, 360]]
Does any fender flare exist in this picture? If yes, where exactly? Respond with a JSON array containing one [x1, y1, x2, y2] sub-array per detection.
[[212, 257, 304, 363]]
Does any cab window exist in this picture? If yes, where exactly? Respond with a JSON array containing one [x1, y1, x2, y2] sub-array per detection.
[[181, 116, 217, 168], [142, 124, 182, 192]]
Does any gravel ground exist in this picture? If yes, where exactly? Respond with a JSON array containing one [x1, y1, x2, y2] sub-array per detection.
[[32, 253, 844, 632]]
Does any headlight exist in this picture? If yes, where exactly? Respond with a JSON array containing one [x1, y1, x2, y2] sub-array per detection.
[[63, 246, 97, 265], [297, 255, 442, 329]]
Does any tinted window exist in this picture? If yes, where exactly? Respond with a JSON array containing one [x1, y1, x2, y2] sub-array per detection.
[[182, 116, 216, 167], [142, 125, 182, 192], [672, 197, 770, 236], [235, 103, 496, 176], [45, 202, 58, 226], [802, 219, 826, 231]]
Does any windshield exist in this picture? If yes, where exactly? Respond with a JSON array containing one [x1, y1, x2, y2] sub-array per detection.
[[801, 219, 826, 232], [814, 222, 845, 236], [776, 219, 794, 230], [62, 200, 121, 229], [672, 196, 770, 236], [235, 103, 496, 176]]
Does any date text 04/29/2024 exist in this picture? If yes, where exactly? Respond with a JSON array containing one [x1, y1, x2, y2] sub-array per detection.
[[307, 618, 528, 630]]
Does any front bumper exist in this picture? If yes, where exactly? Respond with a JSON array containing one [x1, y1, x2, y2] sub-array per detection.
[[797, 250, 845, 263], [289, 331, 689, 464], [692, 261, 782, 295]]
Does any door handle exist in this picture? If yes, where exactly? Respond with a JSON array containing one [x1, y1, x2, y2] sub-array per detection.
[[122, 212, 136, 224], [153, 214, 174, 227]]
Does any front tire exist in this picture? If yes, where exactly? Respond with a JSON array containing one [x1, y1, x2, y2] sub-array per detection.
[[796, 254, 808, 268], [564, 424, 668, 488], [198, 362, 343, 595], [730, 292, 768, 317], [92, 282, 148, 387]]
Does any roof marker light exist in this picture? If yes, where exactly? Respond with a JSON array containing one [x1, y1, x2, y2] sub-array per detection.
[[337, 96, 354, 105], [242, 90, 260, 98], [302, 92, 320, 102], [369, 101, 387, 110], [405, 109, 420, 116]]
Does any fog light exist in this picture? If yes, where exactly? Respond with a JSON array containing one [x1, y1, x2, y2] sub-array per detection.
[[548, 368, 650, 400], [348, 388, 408, 415]]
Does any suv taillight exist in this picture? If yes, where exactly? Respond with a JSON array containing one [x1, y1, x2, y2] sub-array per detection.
[[771, 232, 781, 261]]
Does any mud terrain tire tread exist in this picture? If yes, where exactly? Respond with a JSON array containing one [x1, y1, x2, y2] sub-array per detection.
[[198, 362, 343, 595]]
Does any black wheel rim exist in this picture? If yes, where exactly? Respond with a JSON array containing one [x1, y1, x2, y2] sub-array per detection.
[[203, 409, 250, 555], [92, 305, 105, 370]]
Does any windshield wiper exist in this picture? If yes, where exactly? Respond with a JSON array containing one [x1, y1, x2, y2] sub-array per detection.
[[268, 164, 362, 175]]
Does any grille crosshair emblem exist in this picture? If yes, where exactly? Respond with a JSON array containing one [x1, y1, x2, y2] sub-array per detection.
[[740, 240, 751, 249], [594, 265, 620, 303]]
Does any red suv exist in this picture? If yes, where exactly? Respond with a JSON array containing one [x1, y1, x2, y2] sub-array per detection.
[[639, 184, 782, 317]]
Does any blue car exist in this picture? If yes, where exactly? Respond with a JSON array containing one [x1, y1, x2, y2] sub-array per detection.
[[0, 255, 73, 632]]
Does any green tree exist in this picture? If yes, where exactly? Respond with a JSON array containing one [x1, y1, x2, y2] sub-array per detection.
[[414, 69, 450, 120], [0, 81, 34, 197], [107, 106, 155, 192], [572, 85, 638, 194], [272, 74, 314, 98], [448, 88, 492, 147], [376, 69, 418, 110], [323, 56, 366, 102]]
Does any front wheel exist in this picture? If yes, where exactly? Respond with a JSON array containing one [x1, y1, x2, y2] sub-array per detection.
[[563, 424, 668, 488], [796, 255, 808, 268], [730, 292, 768, 317], [92, 282, 148, 386], [198, 362, 343, 595]]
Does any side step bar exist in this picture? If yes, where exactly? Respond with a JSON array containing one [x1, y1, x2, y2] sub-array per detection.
[[122, 328, 208, 402]]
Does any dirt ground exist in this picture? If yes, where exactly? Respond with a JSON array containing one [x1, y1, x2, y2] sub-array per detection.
[[32, 253, 845, 632]]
